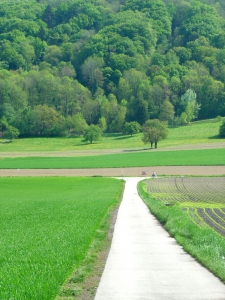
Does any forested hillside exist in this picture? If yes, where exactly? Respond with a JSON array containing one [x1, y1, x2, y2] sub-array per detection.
[[1, 0, 225, 137]]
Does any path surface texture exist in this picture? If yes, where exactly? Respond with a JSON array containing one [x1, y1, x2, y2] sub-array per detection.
[[94, 177, 225, 300]]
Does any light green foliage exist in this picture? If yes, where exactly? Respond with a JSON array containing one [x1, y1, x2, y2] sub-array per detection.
[[199, 77, 224, 119], [123, 121, 141, 136], [67, 113, 88, 136], [98, 116, 107, 132], [0, 177, 123, 300], [179, 111, 188, 125], [0, 0, 225, 135], [83, 124, 102, 143], [179, 89, 200, 123], [100, 94, 127, 132], [159, 100, 175, 123], [28, 104, 62, 136]]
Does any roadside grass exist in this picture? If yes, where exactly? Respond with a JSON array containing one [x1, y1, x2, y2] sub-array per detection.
[[138, 180, 225, 283], [0, 177, 123, 300], [0, 118, 224, 152], [0, 148, 224, 169]]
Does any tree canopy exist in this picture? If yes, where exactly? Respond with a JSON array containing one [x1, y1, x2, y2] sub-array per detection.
[[83, 124, 101, 143], [0, 0, 225, 137], [142, 119, 168, 148]]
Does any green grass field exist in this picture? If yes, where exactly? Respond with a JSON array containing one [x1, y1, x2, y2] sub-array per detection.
[[0, 119, 224, 152], [0, 148, 224, 169], [0, 177, 123, 300]]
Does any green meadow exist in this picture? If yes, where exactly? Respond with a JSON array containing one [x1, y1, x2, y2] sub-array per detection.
[[0, 119, 224, 152], [0, 148, 224, 169], [0, 177, 123, 300]]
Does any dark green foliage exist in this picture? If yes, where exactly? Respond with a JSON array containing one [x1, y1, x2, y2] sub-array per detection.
[[3, 125, 19, 141], [142, 119, 168, 148], [0, 0, 225, 136], [219, 120, 225, 137]]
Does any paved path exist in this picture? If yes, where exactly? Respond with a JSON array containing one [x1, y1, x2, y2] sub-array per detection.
[[94, 178, 225, 300]]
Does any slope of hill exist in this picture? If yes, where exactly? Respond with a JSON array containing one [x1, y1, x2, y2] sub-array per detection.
[[0, 0, 225, 137]]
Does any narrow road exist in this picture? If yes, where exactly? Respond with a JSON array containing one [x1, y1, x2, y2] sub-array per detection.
[[94, 178, 225, 300]]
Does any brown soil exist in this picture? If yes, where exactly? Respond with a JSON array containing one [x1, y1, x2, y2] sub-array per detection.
[[0, 142, 224, 177], [0, 166, 224, 177]]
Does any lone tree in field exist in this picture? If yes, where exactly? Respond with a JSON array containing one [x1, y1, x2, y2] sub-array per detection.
[[123, 121, 141, 136], [83, 124, 101, 144], [142, 119, 168, 148]]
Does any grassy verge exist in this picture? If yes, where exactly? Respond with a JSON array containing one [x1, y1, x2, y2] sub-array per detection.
[[0, 118, 224, 152], [56, 203, 120, 300], [138, 180, 225, 283], [0, 177, 124, 300], [0, 148, 224, 169]]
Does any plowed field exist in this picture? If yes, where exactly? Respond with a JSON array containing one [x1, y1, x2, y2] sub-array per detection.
[[146, 177, 225, 237]]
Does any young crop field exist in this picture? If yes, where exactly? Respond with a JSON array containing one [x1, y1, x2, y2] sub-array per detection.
[[0, 148, 224, 169], [146, 177, 225, 237], [0, 177, 123, 300]]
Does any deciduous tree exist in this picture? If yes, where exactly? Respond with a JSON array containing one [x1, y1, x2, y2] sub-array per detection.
[[179, 89, 200, 123], [83, 124, 101, 143], [81, 56, 104, 94], [123, 121, 141, 136], [159, 100, 175, 124], [3, 125, 20, 141], [142, 119, 168, 148]]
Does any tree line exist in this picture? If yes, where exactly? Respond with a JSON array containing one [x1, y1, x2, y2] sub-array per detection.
[[0, 0, 225, 138]]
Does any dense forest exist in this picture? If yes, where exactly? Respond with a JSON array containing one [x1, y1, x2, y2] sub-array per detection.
[[1, 0, 225, 137]]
